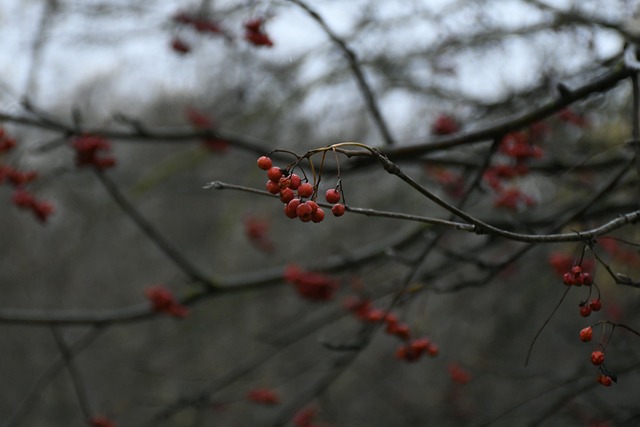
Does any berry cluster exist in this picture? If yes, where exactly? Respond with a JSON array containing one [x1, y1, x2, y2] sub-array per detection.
[[169, 9, 225, 55], [144, 285, 188, 318], [562, 265, 593, 287], [172, 10, 223, 34], [244, 18, 274, 47], [1, 131, 54, 223], [0, 127, 16, 153], [343, 296, 438, 362], [482, 129, 544, 211], [257, 155, 346, 222], [11, 188, 54, 223], [71, 134, 116, 170], [284, 265, 340, 301]]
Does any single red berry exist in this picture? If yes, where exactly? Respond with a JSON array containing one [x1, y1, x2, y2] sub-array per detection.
[[297, 182, 313, 198], [425, 343, 439, 357], [266, 180, 281, 194], [267, 167, 283, 182], [311, 207, 325, 223], [171, 37, 191, 54], [579, 305, 592, 317], [431, 114, 458, 135], [332, 203, 345, 217], [591, 350, 605, 366], [325, 188, 341, 204], [289, 174, 301, 190], [589, 299, 602, 312], [296, 202, 313, 222], [597, 373, 612, 387], [285, 199, 301, 218], [280, 187, 295, 203], [257, 156, 272, 170], [581, 272, 593, 286], [579, 326, 593, 342], [571, 265, 582, 275], [563, 272, 574, 286]]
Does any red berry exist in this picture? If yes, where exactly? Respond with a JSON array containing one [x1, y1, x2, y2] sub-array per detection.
[[579, 326, 593, 342], [581, 272, 593, 286], [563, 272, 574, 286], [590, 350, 605, 366], [431, 114, 458, 135], [589, 299, 602, 311], [597, 374, 612, 387], [289, 174, 301, 190], [311, 207, 325, 223], [266, 180, 281, 194], [425, 343, 439, 357], [332, 203, 345, 217], [285, 199, 301, 218], [571, 265, 582, 275], [297, 182, 313, 198], [171, 37, 191, 54], [325, 188, 341, 204], [280, 187, 295, 203], [296, 202, 313, 222], [267, 167, 283, 182], [579, 305, 592, 317], [257, 156, 272, 170]]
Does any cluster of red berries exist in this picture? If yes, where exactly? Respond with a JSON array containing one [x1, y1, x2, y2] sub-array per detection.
[[481, 130, 543, 211], [71, 134, 116, 170], [499, 132, 543, 161], [0, 127, 16, 153], [563, 265, 593, 286], [1, 132, 54, 223], [169, 10, 225, 55], [579, 298, 601, 318], [284, 265, 340, 301], [257, 155, 346, 222], [172, 10, 223, 34], [343, 296, 438, 362], [244, 18, 273, 47], [579, 326, 616, 387], [11, 188, 54, 223], [144, 285, 188, 318]]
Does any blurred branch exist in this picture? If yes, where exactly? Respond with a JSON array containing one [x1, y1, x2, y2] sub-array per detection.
[[3, 327, 102, 427], [50, 327, 93, 420], [287, 0, 396, 146]]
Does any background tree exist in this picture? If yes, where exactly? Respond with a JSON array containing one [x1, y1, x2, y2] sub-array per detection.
[[1, 0, 640, 426]]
